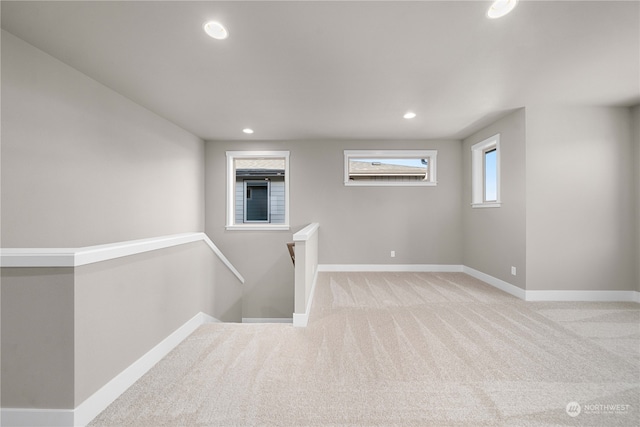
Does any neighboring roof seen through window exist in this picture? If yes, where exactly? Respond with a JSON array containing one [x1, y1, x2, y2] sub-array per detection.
[[344, 150, 437, 186], [349, 158, 428, 177], [235, 158, 285, 177]]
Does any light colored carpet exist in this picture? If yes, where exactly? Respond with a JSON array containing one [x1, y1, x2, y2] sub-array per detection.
[[89, 272, 640, 426]]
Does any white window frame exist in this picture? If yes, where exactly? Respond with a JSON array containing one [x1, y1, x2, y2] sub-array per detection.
[[226, 151, 290, 230], [343, 150, 438, 187], [471, 134, 501, 208]]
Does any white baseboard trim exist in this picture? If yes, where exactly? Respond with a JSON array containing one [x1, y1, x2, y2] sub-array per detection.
[[526, 290, 640, 302], [1, 312, 219, 427], [462, 266, 526, 300], [241, 318, 293, 323], [314, 265, 639, 304], [318, 264, 464, 273], [293, 268, 320, 327], [292, 313, 307, 327], [73, 312, 219, 426], [462, 266, 639, 303]]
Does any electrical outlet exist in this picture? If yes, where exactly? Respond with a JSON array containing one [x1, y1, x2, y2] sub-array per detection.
[[390, 250, 396, 258], [511, 266, 517, 276]]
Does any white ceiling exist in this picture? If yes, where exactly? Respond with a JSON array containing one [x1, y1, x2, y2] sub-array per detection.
[[2, 1, 639, 141]]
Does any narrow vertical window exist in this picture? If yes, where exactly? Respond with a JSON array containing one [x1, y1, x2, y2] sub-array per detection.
[[472, 135, 501, 208], [484, 148, 497, 202]]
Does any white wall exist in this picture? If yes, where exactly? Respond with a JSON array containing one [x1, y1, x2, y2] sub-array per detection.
[[526, 106, 636, 291], [1, 30, 205, 247]]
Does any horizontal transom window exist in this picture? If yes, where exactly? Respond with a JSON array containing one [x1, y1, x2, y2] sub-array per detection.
[[344, 150, 437, 187]]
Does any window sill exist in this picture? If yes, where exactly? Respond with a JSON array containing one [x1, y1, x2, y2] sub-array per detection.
[[471, 202, 502, 209], [225, 225, 290, 231], [345, 181, 437, 187]]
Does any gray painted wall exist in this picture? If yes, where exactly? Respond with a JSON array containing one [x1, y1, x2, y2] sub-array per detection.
[[462, 109, 527, 289], [633, 105, 640, 292], [526, 107, 636, 291], [1, 30, 205, 247], [74, 241, 242, 406], [205, 140, 462, 318], [1, 268, 75, 409], [1, 242, 242, 409], [2, 22, 638, 414], [1, 30, 244, 411]]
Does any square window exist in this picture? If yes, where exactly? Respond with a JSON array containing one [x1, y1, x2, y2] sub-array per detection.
[[226, 151, 289, 230]]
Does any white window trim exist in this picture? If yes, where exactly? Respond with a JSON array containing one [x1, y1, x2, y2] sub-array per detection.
[[226, 151, 290, 231], [471, 134, 501, 208], [344, 149, 438, 187]]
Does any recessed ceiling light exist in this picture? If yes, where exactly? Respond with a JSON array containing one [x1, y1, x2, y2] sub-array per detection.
[[242, 128, 254, 134], [487, 0, 518, 19], [403, 112, 417, 119], [203, 21, 229, 40]]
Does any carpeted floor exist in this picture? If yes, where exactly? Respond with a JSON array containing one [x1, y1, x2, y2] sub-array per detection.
[[89, 272, 640, 426]]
